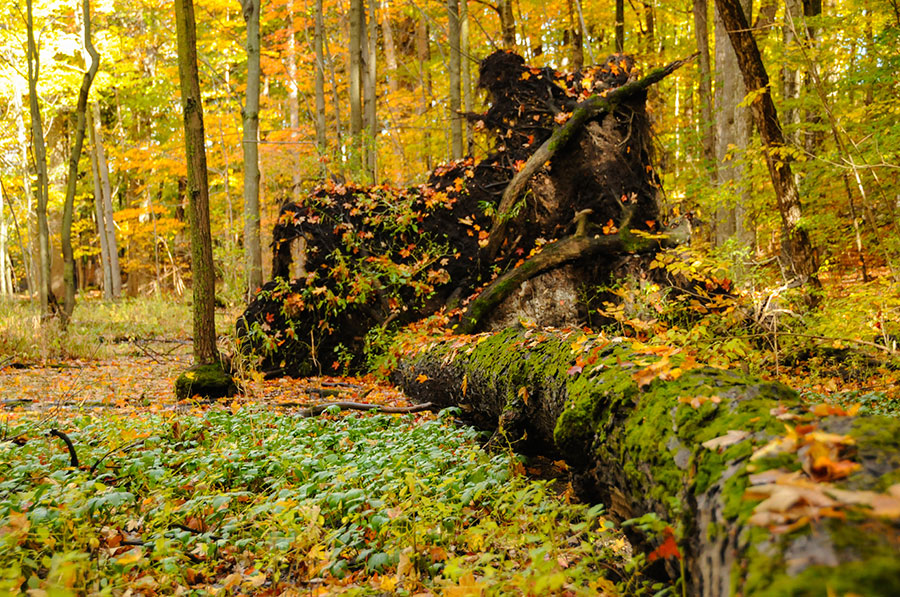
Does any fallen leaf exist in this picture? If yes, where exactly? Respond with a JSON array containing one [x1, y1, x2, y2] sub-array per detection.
[[702, 430, 750, 451]]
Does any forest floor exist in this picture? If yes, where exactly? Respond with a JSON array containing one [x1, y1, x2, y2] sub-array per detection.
[[1, 275, 898, 595]]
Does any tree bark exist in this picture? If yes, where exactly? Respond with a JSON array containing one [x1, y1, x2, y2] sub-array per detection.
[[0, 180, 8, 295], [88, 112, 113, 298], [26, 0, 52, 314], [241, 0, 263, 297], [349, 0, 364, 168], [286, 0, 303, 199], [395, 328, 900, 596], [364, 0, 378, 180], [314, 0, 328, 175], [175, 0, 218, 365], [693, 0, 716, 182], [61, 0, 100, 326], [448, 0, 463, 160], [713, 0, 752, 247], [714, 0, 820, 287], [90, 103, 121, 298], [615, 0, 625, 52], [498, 0, 516, 49], [12, 89, 35, 301], [460, 0, 473, 154]]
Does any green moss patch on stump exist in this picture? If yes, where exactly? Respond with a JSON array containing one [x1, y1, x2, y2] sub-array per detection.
[[175, 362, 237, 400]]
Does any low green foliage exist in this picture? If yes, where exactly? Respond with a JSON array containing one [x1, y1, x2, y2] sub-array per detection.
[[0, 408, 665, 595]]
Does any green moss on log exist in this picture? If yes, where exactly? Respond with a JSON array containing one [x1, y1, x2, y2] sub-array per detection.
[[394, 328, 900, 596]]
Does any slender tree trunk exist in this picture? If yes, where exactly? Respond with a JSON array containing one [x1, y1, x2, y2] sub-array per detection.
[[364, 0, 378, 180], [0, 180, 8, 295], [26, 0, 52, 313], [566, 0, 584, 69], [381, 0, 399, 93], [241, 0, 263, 296], [448, 0, 463, 160], [693, 0, 716, 182], [416, 20, 433, 172], [88, 109, 113, 299], [12, 89, 34, 300], [461, 0, 473, 155], [286, 0, 302, 200], [714, 0, 820, 287], [615, 0, 625, 52], [499, 0, 516, 49], [314, 0, 328, 175], [714, 0, 752, 247], [350, 0, 364, 170], [175, 0, 219, 364], [782, 0, 803, 146], [61, 0, 100, 325], [91, 103, 121, 298]]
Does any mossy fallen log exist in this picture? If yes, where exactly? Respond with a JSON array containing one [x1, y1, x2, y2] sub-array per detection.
[[393, 328, 900, 596]]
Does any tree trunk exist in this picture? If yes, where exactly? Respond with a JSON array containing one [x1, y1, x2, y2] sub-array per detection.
[[693, 0, 716, 182], [448, 0, 463, 160], [26, 0, 52, 314], [241, 0, 263, 297], [714, 0, 820, 287], [395, 328, 900, 596], [91, 103, 121, 298], [615, 0, 625, 52], [349, 0, 364, 169], [364, 0, 378, 180], [498, 0, 516, 49], [175, 0, 218, 365], [713, 0, 752, 247], [286, 0, 303, 199], [61, 0, 100, 326], [314, 0, 328, 173], [381, 0, 399, 93], [460, 0, 473, 154], [416, 20, 433, 172], [0, 181, 8, 295], [88, 110, 113, 299], [566, 0, 584, 70], [13, 89, 35, 301]]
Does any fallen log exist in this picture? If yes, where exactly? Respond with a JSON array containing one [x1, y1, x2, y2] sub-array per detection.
[[394, 328, 900, 596]]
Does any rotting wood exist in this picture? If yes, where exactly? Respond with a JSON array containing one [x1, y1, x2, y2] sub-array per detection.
[[394, 328, 900, 596]]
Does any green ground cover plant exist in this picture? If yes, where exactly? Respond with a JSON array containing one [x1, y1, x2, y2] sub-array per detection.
[[0, 407, 667, 596]]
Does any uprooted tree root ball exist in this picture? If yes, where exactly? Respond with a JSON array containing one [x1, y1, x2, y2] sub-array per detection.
[[236, 50, 679, 376]]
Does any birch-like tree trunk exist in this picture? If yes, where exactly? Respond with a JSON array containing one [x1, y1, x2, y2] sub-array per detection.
[[61, 0, 100, 325], [175, 0, 219, 364], [240, 0, 263, 296], [26, 0, 52, 314]]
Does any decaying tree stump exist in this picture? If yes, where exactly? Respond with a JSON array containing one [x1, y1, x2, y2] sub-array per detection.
[[394, 328, 900, 596]]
